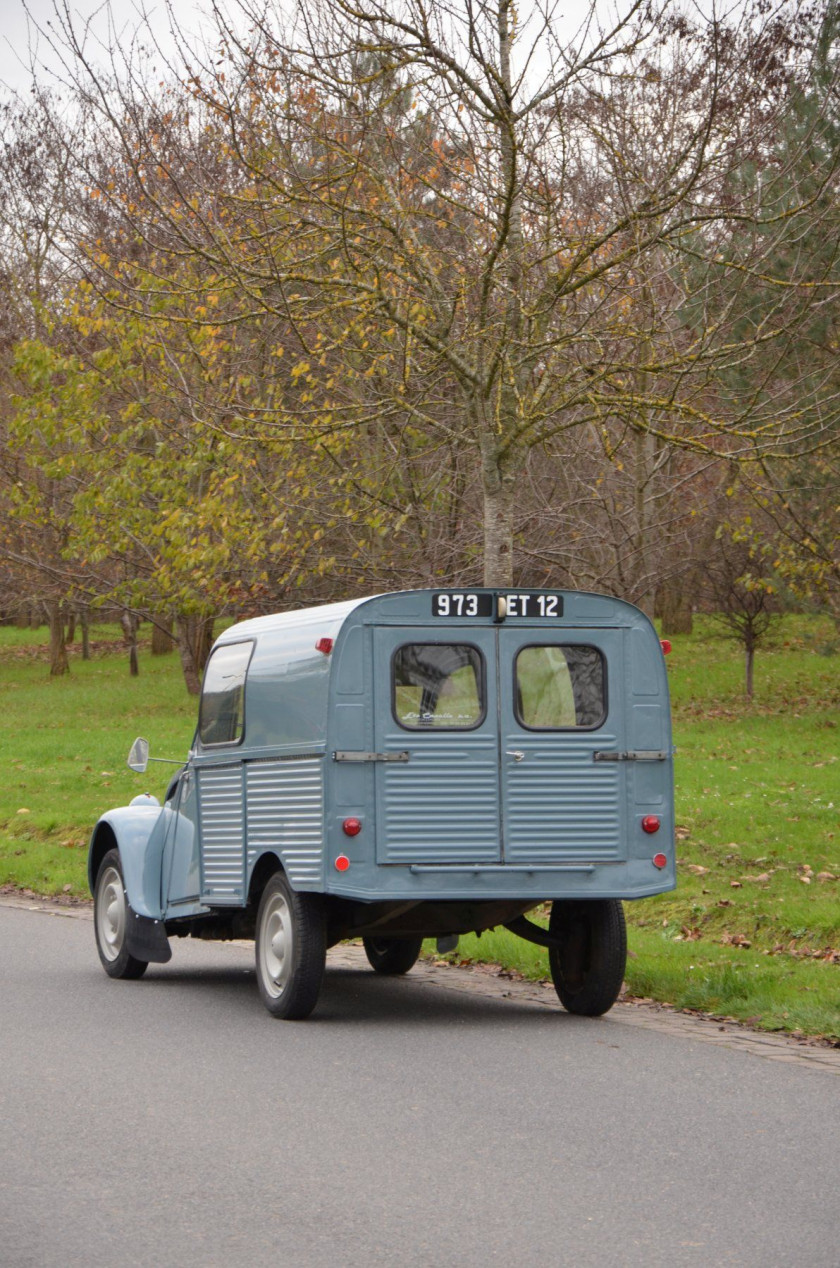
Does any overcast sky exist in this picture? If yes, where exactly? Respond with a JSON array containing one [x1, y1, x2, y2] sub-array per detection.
[[1, 0, 205, 94], [1, 0, 673, 98]]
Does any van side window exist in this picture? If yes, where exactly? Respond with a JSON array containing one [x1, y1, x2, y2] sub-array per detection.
[[198, 641, 254, 746], [515, 645, 605, 729], [393, 644, 484, 730]]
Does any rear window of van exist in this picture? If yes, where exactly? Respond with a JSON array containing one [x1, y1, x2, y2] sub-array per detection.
[[393, 644, 484, 729], [515, 645, 605, 729]]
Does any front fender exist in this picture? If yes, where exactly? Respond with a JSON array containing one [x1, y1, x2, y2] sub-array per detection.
[[88, 804, 174, 920]]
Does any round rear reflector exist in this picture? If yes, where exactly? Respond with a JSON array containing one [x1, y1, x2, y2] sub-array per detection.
[[335, 855, 350, 872], [342, 817, 362, 837], [653, 853, 667, 869], [642, 815, 661, 834]]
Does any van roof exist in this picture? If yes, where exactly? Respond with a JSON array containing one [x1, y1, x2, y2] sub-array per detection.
[[214, 586, 652, 648], [215, 595, 376, 644]]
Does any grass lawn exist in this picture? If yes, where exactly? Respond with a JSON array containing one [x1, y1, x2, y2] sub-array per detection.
[[0, 626, 196, 891], [1, 613, 838, 1039]]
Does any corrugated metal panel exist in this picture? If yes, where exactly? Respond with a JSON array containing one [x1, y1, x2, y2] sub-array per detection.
[[198, 766, 244, 899], [246, 759, 324, 888], [503, 734, 623, 862], [377, 736, 500, 863]]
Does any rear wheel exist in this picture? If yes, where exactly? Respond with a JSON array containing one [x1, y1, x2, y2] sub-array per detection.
[[363, 936, 424, 975], [548, 899, 626, 1017], [255, 871, 326, 1019], [94, 849, 148, 980]]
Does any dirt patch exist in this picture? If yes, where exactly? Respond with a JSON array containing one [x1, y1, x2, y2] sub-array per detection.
[[0, 883, 91, 907], [0, 638, 147, 663]]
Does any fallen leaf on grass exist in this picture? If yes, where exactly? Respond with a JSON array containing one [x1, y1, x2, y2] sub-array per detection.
[[685, 864, 709, 875], [765, 940, 840, 963], [730, 880, 742, 888], [817, 871, 837, 882], [721, 932, 751, 949]]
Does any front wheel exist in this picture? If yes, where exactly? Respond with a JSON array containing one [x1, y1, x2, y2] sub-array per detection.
[[363, 936, 424, 975], [255, 872, 326, 1019], [94, 849, 148, 980], [548, 899, 626, 1017]]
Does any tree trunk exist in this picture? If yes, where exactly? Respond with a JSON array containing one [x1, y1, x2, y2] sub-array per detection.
[[196, 616, 215, 671], [80, 607, 91, 661], [65, 611, 77, 645], [481, 434, 515, 586], [175, 615, 206, 695], [151, 618, 175, 655], [47, 601, 70, 677], [120, 612, 140, 677], [480, 1, 520, 591], [745, 641, 755, 700], [658, 583, 694, 635]]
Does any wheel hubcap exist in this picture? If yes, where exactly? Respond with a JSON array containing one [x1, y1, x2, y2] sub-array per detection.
[[97, 866, 125, 961], [260, 891, 293, 998]]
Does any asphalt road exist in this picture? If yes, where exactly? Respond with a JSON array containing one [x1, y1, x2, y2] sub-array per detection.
[[1, 901, 838, 1268]]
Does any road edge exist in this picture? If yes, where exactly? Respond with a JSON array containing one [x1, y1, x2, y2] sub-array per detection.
[[2, 892, 838, 1074]]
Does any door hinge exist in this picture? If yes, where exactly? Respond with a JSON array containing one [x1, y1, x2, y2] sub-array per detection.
[[333, 751, 410, 763], [593, 750, 668, 762]]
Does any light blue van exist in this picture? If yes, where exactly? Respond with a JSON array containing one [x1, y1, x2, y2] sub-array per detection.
[[89, 588, 675, 1019]]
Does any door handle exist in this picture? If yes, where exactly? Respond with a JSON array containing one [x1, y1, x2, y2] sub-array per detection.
[[506, 750, 525, 762]]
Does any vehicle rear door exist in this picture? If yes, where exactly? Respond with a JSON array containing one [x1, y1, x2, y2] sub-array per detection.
[[372, 626, 501, 864], [498, 627, 628, 866]]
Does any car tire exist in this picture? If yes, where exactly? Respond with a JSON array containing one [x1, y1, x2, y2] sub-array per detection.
[[362, 936, 424, 975], [94, 849, 149, 980], [255, 871, 326, 1019], [548, 899, 626, 1016]]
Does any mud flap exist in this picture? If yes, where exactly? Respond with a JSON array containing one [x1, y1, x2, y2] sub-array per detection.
[[126, 906, 172, 963]]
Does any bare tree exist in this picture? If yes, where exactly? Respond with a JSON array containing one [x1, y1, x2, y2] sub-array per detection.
[[701, 523, 784, 699], [10, 0, 840, 604], [80, 0, 840, 583]]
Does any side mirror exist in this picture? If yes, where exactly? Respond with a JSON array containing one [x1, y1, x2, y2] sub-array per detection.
[[127, 737, 150, 773]]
